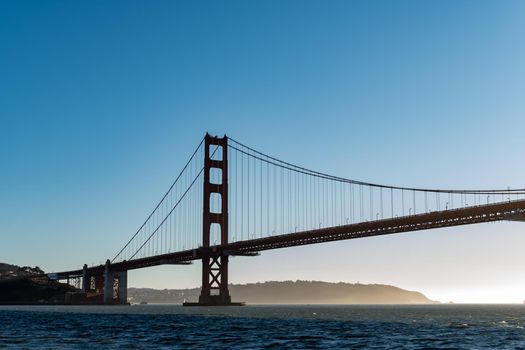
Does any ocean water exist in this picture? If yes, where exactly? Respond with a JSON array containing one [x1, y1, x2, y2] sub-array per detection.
[[1, 304, 525, 349]]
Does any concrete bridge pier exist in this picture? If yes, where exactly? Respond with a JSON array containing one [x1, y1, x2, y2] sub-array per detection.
[[81, 264, 88, 293], [103, 260, 128, 304], [103, 260, 114, 303], [117, 271, 127, 303]]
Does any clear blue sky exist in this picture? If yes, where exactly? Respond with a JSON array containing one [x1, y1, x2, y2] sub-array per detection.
[[1, 0, 525, 302]]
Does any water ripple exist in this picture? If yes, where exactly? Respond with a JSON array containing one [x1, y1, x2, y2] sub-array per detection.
[[1, 305, 525, 349]]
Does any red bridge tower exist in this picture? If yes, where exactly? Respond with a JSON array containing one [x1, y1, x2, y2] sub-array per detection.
[[184, 134, 243, 306]]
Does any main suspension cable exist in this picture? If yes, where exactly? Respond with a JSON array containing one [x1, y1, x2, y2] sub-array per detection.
[[228, 137, 525, 195]]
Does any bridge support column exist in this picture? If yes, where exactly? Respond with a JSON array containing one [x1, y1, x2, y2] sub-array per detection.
[[81, 264, 88, 293], [184, 134, 242, 306], [197, 254, 232, 305], [117, 271, 128, 304], [103, 259, 114, 304]]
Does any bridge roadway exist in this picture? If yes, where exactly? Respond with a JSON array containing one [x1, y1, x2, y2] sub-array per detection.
[[54, 199, 525, 280]]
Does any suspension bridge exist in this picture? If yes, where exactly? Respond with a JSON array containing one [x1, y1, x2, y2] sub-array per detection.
[[49, 134, 525, 305]]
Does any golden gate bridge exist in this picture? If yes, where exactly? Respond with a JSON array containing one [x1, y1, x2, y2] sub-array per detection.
[[49, 134, 525, 305]]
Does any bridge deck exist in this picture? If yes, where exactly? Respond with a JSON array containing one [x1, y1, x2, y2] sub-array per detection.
[[54, 199, 525, 279]]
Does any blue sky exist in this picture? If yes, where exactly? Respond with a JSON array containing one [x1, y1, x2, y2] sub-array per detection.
[[1, 0, 525, 302]]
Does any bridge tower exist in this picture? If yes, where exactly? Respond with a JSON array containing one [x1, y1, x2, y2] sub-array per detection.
[[185, 133, 241, 306]]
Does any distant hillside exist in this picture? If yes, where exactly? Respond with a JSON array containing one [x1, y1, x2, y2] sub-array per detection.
[[0, 263, 44, 280], [0, 263, 77, 304], [129, 281, 438, 304]]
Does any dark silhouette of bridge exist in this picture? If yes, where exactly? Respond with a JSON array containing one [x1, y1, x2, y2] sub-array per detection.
[[50, 134, 525, 305]]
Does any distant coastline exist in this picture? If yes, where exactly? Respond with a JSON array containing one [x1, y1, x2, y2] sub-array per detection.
[[129, 280, 439, 305], [1, 263, 437, 305]]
